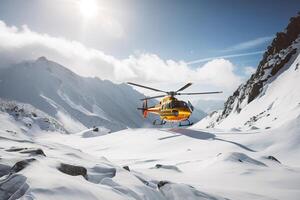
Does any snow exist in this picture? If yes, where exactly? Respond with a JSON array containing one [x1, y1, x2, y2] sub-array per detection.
[[56, 110, 87, 133], [1, 113, 298, 200]]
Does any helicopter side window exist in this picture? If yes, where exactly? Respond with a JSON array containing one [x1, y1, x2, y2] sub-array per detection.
[[177, 101, 187, 108]]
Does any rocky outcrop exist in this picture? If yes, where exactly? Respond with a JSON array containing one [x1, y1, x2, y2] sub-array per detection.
[[6, 147, 46, 157], [10, 158, 36, 173], [0, 174, 29, 200], [57, 163, 87, 178], [211, 13, 300, 127], [0, 99, 68, 134]]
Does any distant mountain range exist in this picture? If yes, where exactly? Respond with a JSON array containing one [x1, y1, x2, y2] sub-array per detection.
[[0, 56, 205, 133], [0, 56, 159, 132]]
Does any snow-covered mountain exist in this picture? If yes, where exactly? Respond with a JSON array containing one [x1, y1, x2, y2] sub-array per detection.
[[0, 57, 158, 132], [195, 14, 300, 130]]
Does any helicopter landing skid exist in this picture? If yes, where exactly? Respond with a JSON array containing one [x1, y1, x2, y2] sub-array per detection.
[[179, 119, 193, 127], [152, 119, 166, 126]]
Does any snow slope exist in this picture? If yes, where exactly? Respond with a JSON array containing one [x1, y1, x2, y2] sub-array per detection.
[[1, 109, 300, 200], [0, 111, 229, 200], [0, 57, 158, 132]]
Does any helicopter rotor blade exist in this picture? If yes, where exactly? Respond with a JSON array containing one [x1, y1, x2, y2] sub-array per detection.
[[127, 82, 167, 93], [176, 82, 192, 92], [177, 91, 223, 95], [140, 95, 166, 101]]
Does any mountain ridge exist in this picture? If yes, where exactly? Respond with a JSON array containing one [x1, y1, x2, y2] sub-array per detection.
[[195, 13, 300, 130], [0, 57, 156, 132]]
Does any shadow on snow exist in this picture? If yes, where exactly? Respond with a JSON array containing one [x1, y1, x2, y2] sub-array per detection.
[[161, 128, 256, 152]]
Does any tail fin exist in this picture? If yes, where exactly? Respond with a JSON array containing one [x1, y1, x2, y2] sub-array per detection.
[[142, 100, 148, 118]]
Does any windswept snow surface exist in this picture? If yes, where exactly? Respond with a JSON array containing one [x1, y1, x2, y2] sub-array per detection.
[[1, 107, 299, 200]]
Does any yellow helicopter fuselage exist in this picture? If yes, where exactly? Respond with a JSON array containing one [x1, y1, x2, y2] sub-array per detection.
[[146, 96, 192, 122]]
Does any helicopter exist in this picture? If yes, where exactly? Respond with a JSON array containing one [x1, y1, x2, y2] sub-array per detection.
[[127, 82, 222, 126]]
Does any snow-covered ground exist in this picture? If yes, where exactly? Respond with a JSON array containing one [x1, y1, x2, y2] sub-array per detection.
[[1, 107, 299, 199]]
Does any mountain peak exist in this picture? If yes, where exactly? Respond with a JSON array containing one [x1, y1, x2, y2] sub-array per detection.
[[36, 56, 48, 62]]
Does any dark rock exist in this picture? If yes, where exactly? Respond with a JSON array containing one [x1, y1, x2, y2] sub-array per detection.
[[267, 156, 281, 163], [0, 164, 11, 177], [248, 81, 263, 103], [270, 48, 297, 76], [58, 163, 87, 178], [93, 127, 99, 132], [123, 166, 130, 171], [6, 147, 28, 152], [20, 148, 46, 157], [5, 130, 17, 135], [157, 181, 169, 188], [11, 158, 36, 173], [0, 174, 29, 200], [155, 164, 162, 168]]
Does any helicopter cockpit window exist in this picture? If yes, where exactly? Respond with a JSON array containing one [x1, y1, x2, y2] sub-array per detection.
[[177, 101, 187, 108], [166, 103, 171, 109]]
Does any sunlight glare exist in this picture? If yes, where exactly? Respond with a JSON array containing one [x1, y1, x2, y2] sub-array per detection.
[[78, 0, 98, 19]]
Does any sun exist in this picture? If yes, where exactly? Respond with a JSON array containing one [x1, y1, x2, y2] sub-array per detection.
[[78, 0, 98, 19]]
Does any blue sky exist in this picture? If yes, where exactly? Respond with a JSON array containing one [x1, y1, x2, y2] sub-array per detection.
[[0, 0, 299, 62], [0, 0, 299, 99]]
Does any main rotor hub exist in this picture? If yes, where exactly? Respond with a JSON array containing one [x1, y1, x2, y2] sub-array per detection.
[[168, 91, 176, 97]]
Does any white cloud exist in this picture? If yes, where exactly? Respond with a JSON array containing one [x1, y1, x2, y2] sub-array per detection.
[[194, 59, 243, 90], [243, 66, 256, 76], [0, 20, 244, 97]]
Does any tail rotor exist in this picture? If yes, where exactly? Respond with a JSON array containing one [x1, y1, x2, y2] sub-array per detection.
[[141, 99, 148, 118]]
